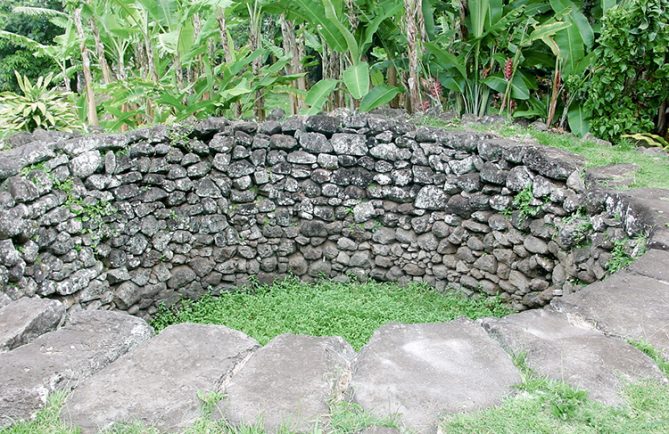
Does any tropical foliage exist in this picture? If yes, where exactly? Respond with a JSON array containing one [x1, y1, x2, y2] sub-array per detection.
[[0, 0, 666, 145], [0, 71, 80, 131]]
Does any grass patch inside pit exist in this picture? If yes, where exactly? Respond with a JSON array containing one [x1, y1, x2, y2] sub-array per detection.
[[151, 278, 511, 351]]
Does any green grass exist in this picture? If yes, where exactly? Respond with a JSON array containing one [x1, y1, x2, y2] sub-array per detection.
[[0, 391, 73, 434], [629, 340, 669, 377], [152, 278, 511, 351], [420, 117, 669, 190], [442, 353, 669, 434]]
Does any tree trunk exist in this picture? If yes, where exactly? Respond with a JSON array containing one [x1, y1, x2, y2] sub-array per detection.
[[280, 15, 299, 114], [249, 2, 265, 121], [144, 33, 158, 83], [217, 10, 241, 118], [658, 101, 667, 137], [296, 24, 307, 95], [387, 64, 399, 108], [546, 61, 561, 128], [89, 15, 113, 85], [404, 0, 422, 113], [74, 7, 98, 127]]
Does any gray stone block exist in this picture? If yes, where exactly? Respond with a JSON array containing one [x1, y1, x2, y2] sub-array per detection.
[[350, 319, 521, 433], [62, 323, 257, 433], [220, 334, 354, 432], [0, 310, 152, 428], [0, 297, 65, 352], [483, 309, 666, 405]]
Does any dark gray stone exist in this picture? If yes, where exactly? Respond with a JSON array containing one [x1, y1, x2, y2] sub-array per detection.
[[553, 272, 669, 359]]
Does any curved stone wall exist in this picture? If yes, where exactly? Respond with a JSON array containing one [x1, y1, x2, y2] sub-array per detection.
[[0, 113, 649, 316]]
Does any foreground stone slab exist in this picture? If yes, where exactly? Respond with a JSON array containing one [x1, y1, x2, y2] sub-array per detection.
[[349, 319, 521, 433], [62, 323, 258, 433], [0, 310, 152, 428], [483, 309, 666, 405], [618, 189, 669, 250], [629, 249, 669, 282], [0, 297, 65, 352], [220, 334, 354, 432], [553, 272, 669, 359]]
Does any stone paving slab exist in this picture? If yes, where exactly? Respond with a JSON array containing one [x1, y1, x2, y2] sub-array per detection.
[[553, 272, 669, 359], [483, 309, 666, 405], [629, 249, 669, 282], [0, 310, 152, 428], [619, 189, 669, 250], [219, 334, 354, 432], [349, 319, 521, 433], [62, 323, 258, 434], [0, 297, 65, 352]]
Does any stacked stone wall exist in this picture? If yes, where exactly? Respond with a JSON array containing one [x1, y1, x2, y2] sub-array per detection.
[[0, 113, 648, 316]]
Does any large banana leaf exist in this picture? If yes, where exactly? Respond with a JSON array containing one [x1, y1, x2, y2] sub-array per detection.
[[468, 0, 490, 39], [359, 85, 401, 112], [280, 0, 348, 53], [483, 74, 530, 100], [359, 1, 403, 55], [568, 104, 589, 136], [303, 79, 339, 115], [527, 20, 572, 44], [554, 19, 584, 75], [550, 0, 594, 48], [342, 62, 370, 100], [323, 0, 359, 60], [425, 42, 467, 79]]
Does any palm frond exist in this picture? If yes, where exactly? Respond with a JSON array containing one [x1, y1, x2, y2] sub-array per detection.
[[0, 30, 47, 51]]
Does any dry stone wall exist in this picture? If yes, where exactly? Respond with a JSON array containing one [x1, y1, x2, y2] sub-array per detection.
[[0, 113, 648, 317]]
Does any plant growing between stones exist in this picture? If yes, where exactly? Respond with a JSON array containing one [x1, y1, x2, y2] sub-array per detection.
[[53, 177, 116, 247], [168, 126, 195, 150], [512, 185, 542, 222], [606, 236, 647, 274]]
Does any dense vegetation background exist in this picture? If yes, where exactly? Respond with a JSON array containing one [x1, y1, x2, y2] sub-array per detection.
[[0, 0, 667, 146]]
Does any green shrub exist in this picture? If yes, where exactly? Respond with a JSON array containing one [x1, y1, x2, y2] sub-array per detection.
[[585, 0, 669, 141], [0, 71, 80, 132]]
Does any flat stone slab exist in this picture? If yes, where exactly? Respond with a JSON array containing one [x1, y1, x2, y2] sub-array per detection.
[[0, 297, 65, 352], [586, 164, 639, 189], [553, 272, 669, 359], [349, 319, 521, 433], [0, 310, 152, 428], [629, 249, 669, 282], [62, 324, 258, 433], [483, 309, 666, 405], [620, 189, 669, 250], [219, 334, 354, 432]]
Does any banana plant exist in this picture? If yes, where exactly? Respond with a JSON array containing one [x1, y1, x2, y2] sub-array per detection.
[[277, 0, 402, 112], [427, 0, 531, 116]]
